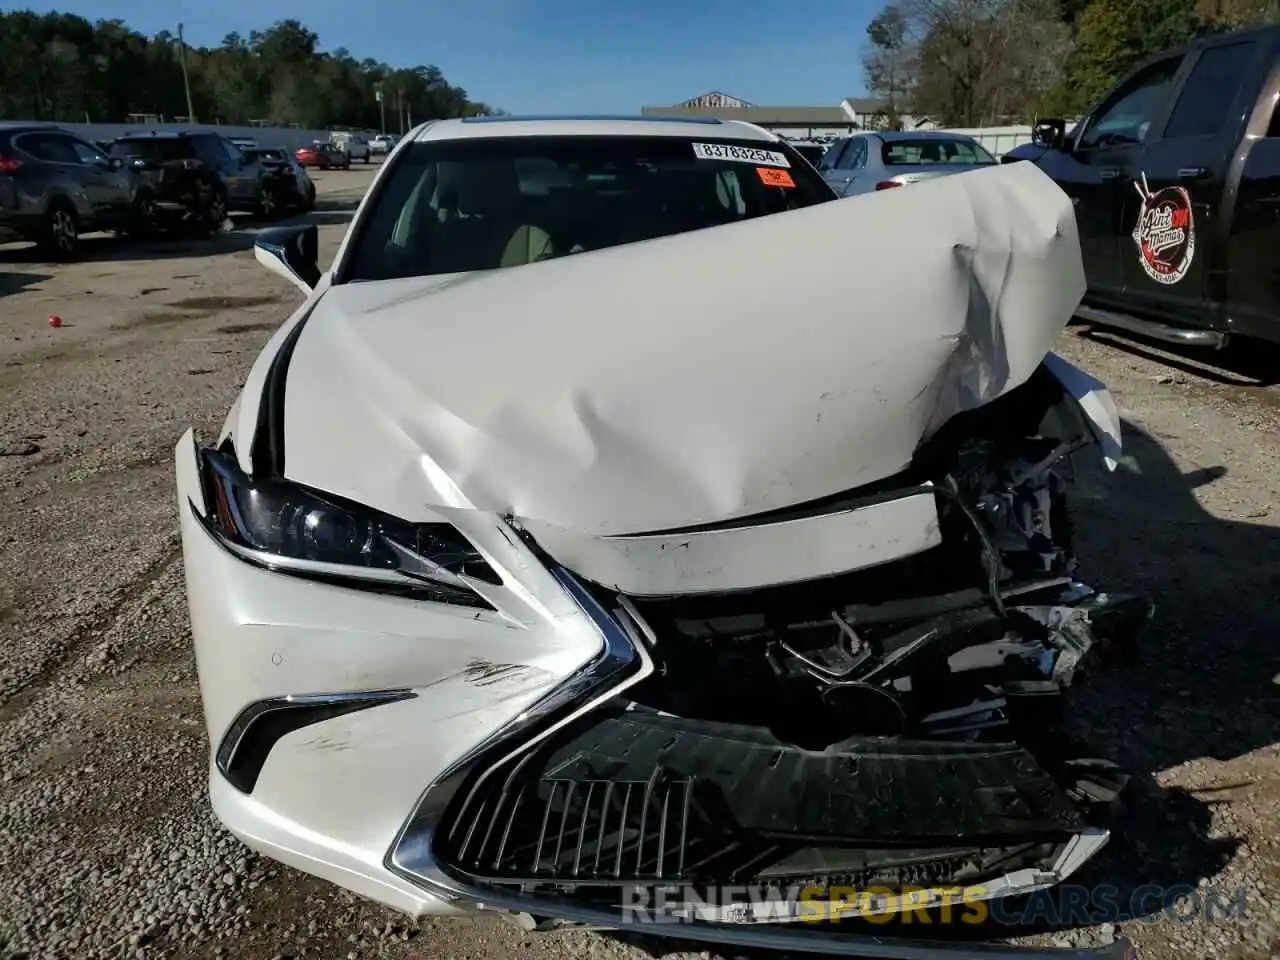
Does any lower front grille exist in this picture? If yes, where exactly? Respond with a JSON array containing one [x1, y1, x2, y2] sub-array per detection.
[[434, 707, 1086, 892], [449, 771, 700, 883]]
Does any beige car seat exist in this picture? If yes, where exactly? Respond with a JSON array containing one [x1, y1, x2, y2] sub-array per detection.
[[428, 160, 553, 271]]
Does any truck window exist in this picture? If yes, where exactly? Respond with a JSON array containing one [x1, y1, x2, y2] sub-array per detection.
[[1076, 55, 1182, 150], [1163, 41, 1257, 139]]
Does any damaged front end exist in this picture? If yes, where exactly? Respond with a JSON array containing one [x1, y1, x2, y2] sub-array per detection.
[[182, 158, 1150, 957], [386, 357, 1152, 950]]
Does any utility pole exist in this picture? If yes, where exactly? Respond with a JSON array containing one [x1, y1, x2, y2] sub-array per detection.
[[375, 82, 385, 134], [176, 22, 195, 123]]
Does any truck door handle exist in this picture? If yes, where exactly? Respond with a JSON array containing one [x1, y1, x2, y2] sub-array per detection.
[[1178, 166, 1208, 180], [1099, 167, 1124, 181]]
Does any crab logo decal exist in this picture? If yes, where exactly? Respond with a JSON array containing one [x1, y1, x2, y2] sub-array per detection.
[[1132, 173, 1195, 285]]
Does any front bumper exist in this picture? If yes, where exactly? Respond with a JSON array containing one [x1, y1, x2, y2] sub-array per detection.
[[176, 429, 1134, 957]]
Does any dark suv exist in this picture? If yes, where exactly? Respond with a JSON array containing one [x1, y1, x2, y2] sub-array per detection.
[[0, 123, 155, 259], [107, 131, 271, 231]]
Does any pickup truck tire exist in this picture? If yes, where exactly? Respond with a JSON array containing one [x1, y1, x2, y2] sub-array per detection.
[[363, 154, 370, 164], [37, 200, 79, 261]]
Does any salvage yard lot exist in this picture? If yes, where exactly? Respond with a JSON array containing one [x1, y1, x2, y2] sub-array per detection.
[[1, 165, 1279, 960]]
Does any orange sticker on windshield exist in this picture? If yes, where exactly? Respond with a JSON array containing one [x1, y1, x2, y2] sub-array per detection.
[[757, 167, 795, 188]]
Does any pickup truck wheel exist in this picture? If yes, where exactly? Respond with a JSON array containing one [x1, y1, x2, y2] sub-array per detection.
[[38, 201, 79, 261], [363, 154, 370, 164]]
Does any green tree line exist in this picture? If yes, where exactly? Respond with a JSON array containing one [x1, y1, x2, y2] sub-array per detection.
[[862, 0, 1280, 127], [0, 11, 500, 129]]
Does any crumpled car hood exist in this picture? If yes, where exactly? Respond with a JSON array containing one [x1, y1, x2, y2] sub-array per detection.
[[279, 161, 1084, 535]]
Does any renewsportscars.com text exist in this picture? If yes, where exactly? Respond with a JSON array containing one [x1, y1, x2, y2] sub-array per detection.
[[620, 882, 1249, 927]]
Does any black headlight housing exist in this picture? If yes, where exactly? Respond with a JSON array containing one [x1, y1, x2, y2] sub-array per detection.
[[198, 447, 498, 608]]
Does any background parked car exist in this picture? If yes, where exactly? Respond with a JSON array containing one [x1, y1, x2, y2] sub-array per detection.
[[818, 131, 999, 197], [786, 140, 826, 168], [0, 122, 156, 259], [243, 146, 315, 212], [295, 142, 350, 170], [370, 133, 398, 156], [107, 131, 270, 230], [330, 130, 371, 163]]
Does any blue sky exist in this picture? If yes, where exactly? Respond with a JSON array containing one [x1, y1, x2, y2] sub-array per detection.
[[11, 0, 881, 112]]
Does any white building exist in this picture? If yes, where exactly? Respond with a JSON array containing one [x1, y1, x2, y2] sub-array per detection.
[[640, 92, 933, 138]]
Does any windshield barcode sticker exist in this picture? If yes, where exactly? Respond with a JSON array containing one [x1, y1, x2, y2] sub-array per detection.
[[692, 142, 790, 168]]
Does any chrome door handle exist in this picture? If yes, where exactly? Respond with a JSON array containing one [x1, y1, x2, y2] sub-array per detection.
[[1178, 166, 1208, 179]]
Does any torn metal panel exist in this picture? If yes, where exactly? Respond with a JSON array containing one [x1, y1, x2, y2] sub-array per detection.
[[518, 490, 941, 596], [280, 161, 1084, 534], [1042, 352, 1123, 470]]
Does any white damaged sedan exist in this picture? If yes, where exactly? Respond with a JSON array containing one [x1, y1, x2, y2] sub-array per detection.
[[176, 116, 1149, 957]]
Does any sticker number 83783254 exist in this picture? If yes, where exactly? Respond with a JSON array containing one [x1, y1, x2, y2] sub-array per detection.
[[692, 142, 790, 168]]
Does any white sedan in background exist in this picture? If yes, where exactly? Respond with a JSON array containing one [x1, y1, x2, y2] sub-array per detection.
[[175, 115, 1144, 958], [818, 130, 1000, 196]]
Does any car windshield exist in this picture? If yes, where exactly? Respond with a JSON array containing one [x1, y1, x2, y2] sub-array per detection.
[[343, 134, 833, 282], [881, 138, 996, 165], [109, 138, 195, 162]]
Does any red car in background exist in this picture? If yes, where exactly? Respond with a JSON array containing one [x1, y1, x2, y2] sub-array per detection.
[[294, 142, 350, 170]]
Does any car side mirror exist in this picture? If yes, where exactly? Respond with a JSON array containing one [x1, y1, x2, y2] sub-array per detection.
[[255, 224, 321, 293], [1033, 119, 1068, 151]]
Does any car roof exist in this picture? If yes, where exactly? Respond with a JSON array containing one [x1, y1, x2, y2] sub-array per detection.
[[415, 115, 780, 143], [874, 130, 981, 142]]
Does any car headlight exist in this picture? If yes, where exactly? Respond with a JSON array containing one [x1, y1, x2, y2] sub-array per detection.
[[198, 448, 497, 608]]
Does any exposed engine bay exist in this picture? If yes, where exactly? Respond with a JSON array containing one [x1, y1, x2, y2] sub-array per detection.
[[425, 361, 1153, 922]]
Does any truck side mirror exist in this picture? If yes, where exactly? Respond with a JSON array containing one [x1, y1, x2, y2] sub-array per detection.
[[1033, 119, 1068, 151]]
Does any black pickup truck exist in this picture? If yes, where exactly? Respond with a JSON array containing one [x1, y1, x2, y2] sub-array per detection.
[[1006, 24, 1280, 348]]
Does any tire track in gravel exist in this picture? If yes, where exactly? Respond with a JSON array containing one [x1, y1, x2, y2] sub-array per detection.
[[0, 535, 181, 715]]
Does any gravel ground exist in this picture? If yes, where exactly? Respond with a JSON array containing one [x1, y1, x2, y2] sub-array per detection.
[[1, 168, 1278, 960]]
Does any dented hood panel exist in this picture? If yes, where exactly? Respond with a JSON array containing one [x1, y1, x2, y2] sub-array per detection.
[[280, 161, 1084, 535]]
